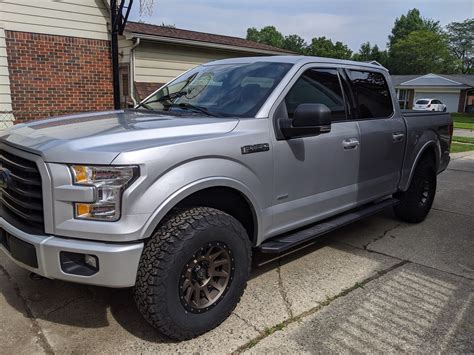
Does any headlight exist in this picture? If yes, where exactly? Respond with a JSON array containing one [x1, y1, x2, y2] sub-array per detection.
[[70, 165, 138, 221]]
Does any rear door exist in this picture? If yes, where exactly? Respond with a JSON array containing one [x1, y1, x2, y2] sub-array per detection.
[[344, 69, 406, 203]]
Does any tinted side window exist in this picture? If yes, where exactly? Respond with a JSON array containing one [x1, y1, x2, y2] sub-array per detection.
[[285, 69, 346, 121], [347, 70, 393, 119]]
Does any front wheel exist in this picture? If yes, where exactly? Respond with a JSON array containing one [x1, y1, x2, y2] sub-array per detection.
[[134, 207, 251, 340], [394, 156, 437, 223]]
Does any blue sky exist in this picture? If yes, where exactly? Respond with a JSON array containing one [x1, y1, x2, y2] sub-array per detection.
[[129, 0, 474, 51]]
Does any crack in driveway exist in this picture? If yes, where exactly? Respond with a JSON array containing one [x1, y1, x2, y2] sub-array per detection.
[[0, 264, 54, 355], [364, 223, 401, 250], [277, 259, 293, 319]]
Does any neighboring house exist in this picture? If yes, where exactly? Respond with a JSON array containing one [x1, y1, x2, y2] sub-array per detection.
[[120, 22, 292, 105], [0, 1, 289, 127], [391, 73, 474, 113]]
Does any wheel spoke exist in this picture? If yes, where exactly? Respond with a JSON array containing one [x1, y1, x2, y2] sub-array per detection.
[[184, 285, 193, 303], [213, 258, 230, 267], [202, 286, 212, 301], [192, 285, 200, 305], [213, 270, 229, 278], [182, 279, 191, 292], [209, 250, 224, 261], [211, 281, 225, 292]]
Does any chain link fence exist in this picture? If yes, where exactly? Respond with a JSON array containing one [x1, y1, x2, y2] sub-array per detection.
[[0, 111, 14, 130]]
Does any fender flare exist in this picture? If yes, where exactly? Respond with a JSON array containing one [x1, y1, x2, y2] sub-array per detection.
[[140, 177, 262, 240], [404, 140, 440, 190]]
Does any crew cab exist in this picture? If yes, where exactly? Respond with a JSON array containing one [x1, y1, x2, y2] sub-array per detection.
[[0, 56, 452, 340]]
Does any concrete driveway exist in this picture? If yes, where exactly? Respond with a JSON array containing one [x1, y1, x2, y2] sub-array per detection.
[[1, 152, 473, 354]]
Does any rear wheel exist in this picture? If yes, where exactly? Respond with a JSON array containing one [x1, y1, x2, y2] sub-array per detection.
[[134, 207, 251, 340], [394, 156, 437, 223]]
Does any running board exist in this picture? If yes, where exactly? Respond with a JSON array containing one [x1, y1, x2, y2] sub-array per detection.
[[259, 198, 399, 253]]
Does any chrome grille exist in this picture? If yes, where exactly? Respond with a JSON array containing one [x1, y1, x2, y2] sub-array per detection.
[[0, 149, 44, 230]]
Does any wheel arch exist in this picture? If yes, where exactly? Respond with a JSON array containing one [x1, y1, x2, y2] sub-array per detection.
[[403, 141, 439, 191], [141, 178, 261, 246]]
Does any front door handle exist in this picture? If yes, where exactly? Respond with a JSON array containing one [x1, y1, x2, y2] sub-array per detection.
[[392, 132, 405, 143], [342, 138, 360, 150]]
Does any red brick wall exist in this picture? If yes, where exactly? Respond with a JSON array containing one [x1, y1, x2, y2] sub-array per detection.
[[5, 31, 114, 122]]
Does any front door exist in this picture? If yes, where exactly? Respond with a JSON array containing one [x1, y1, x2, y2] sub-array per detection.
[[269, 67, 361, 237]]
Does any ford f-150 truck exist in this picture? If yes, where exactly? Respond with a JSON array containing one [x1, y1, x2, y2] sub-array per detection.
[[0, 56, 452, 340]]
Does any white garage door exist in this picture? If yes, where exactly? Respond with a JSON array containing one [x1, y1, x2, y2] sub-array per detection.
[[414, 92, 460, 112]]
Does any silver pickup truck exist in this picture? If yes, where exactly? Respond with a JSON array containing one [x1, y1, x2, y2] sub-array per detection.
[[0, 56, 452, 339]]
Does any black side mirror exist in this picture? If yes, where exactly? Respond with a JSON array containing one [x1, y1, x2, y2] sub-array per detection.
[[277, 103, 332, 140]]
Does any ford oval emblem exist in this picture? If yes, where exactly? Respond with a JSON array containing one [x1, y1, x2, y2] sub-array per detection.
[[0, 168, 11, 189]]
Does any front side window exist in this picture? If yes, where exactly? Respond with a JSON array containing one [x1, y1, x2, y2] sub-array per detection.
[[284, 69, 346, 121], [137, 62, 292, 118], [348, 70, 393, 119]]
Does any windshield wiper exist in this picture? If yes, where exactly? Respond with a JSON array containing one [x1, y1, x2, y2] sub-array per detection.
[[164, 102, 216, 117], [136, 91, 188, 109]]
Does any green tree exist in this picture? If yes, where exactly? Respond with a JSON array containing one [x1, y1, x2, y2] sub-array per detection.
[[388, 8, 441, 49], [283, 34, 307, 54], [246, 26, 285, 49], [446, 18, 474, 73], [307, 36, 352, 59], [389, 30, 455, 74], [353, 42, 389, 67]]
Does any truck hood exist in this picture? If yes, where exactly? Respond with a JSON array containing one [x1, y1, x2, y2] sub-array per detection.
[[0, 110, 240, 164]]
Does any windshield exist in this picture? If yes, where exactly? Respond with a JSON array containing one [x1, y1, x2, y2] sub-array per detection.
[[137, 62, 293, 117], [416, 100, 430, 105]]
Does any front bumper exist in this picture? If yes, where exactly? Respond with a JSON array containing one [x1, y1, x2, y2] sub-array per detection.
[[0, 217, 143, 288]]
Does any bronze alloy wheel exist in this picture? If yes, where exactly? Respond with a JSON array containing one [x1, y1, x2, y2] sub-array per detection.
[[179, 241, 234, 313], [420, 180, 431, 205]]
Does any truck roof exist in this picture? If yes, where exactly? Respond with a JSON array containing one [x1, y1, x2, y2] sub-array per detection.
[[204, 55, 388, 71]]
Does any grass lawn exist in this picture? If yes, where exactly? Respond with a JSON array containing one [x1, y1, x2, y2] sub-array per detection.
[[451, 142, 474, 153], [452, 136, 474, 144], [451, 113, 474, 130]]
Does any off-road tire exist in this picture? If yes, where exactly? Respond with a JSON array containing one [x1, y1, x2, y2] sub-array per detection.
[[134, 207, 251, 340], [394, 156, 437, 223]]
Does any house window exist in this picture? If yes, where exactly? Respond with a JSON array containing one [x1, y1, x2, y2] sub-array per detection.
[[397, 89, 409, 109]]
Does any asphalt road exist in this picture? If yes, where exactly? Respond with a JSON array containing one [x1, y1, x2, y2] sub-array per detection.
[[1, 152, 473, 354]]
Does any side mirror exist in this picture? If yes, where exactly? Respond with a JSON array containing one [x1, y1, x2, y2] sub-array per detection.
[[277, 103, 331, 140]]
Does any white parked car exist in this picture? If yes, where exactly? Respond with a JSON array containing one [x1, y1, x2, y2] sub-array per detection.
[[413, 98, 447, 112]]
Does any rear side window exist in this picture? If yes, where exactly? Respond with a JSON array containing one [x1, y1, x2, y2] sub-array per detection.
[[285, 69, 346, 121], [347, 70, 393, 119], [416, 100, 430, 105]]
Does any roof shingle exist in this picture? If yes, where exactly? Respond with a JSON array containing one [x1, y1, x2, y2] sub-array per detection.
[[126, 22, 293, 54]]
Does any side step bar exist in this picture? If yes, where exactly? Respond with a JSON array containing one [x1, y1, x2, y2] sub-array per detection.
[[259, 198, 399, 253]]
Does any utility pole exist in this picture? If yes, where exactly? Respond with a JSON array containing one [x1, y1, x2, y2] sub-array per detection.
[[110, 0, 133, 109]]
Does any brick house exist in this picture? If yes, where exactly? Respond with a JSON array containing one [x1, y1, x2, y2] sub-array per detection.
[[0, 0, 113, 126], [0, 1, 288, 128]]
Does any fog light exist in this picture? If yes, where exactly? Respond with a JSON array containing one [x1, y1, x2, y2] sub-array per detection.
[[84, 254, 98, 269], [60, 251, 99, 276]]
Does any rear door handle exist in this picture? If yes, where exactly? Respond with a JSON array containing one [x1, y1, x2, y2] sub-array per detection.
[[392, 132, 405, 143], [342, 138, 360, 150]]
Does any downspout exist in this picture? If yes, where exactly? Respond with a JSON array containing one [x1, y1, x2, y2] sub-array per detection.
[[129, 37, 140, 106], [110, 0, 121, 109]]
